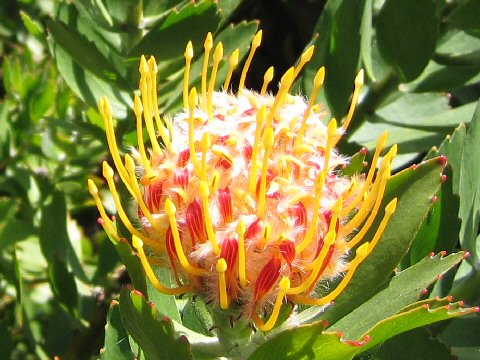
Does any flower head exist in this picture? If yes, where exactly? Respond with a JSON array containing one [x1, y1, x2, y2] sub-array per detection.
[[88, 30, 397, 331]]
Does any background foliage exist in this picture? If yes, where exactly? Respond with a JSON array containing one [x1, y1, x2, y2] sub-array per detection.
[[0, 0, 479, 359]]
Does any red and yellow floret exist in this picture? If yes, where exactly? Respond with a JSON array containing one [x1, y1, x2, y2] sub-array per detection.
[[88, 30, 397, 332]]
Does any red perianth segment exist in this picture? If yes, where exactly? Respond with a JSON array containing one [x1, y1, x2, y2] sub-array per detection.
[[217, 158, 232, 170], [242, 108, 256, 117], [177, 148, 190, 167], [218, 187, 234, 223], [186, 199, 207, 246], [243, 142, 253, 160], [245, 218, 262, 241], [216, 135, 230, 145], [306, 241, 335, 293], [279, 240, 296, 271], [173, 167, 190, 189], [288, 202, 307, 242], [166, 226, 182, 285], [256, 168, 277, 197], [220, 235, 239, 274], [147, 180, 163, 212], [253, 257, 282, 305]]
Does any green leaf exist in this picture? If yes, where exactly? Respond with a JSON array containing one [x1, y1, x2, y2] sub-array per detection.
[[182, 297, 214, 337], [143, 0, 189, 18], [20, 11, 44, 39], [376, 0, 439, 82], [248, 300, 477, 360], [360, 0, 375, 81], [409, 62, 480, 93], [108, 233, 148, 295], [448, 0, 480, 38], [0, 198, 36, 251], [128, 1, 221, 64], [410, 126, 468, 265], [328, 252, 466, 339], [297, 0, 343, 97], [119, 288, 193, 360], [324, 0, 365, 117], [339, 148, 367, 177], [48, 254, 79, 316], [350, 116, 447, 159], [458, 102, 480, 262], [146, 269, 181, 323], [47, 6, 131, 117], [102, 301, 134, 360], [371, 327, 456, 360], [439, 316, 480, 359], [299, 158, 446, 327], [47, 17, 127, 87]]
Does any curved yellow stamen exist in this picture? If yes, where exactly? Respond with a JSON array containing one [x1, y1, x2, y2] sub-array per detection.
[[183, 41, 193, 109], [133, 95, 152, 174], [329, 197, 343, 233], [148, 56, 170, 149], [239, 30, 262, 93], [216, 258, 229, 309], [265, 67, 294, 132], [211, 145, 233, 165], [323, 118, 338, 179], [292, 45, 314, 80], [290, 242, 371, 306], [249, 106, 266, 194], [165, 199, 209, 276], [208, 42, 224, 119], [201, 32, 213, 106], [288, 231, 336, 294], [257, 127, 274, 219], [253, 276, 290, 331], [88, 179, 120, 242], [132, 236, 193, 295], [295, 172, 325, 253], [347, 169, 391, 248], [188, 88, 201, 176], [199, 181, 221, 255], [200, 132, 211, 182], [341, 131, 389, 216], [237, 220, 247, 287], [141, 58, 163, 156], [98, 97, 134, 196], [295, 66, 325, 147], [224, 49, 239, 90], [341, 146, 396, 235], [337, 69, 364, 142], [367, 198, 397, 250], [102, 161, 162, 251], [124, 154, 163, 233], [261, 66, 274, 95]]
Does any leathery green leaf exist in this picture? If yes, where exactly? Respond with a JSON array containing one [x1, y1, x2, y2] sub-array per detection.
[[119, 288, 193, 360], [376, 0, 439, 82], [101, 301, 134, 360], [329, 252, 467, 339], [248, 299, 477, 360]]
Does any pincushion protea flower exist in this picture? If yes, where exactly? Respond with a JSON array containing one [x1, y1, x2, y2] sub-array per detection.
[[88, 30, 398, 332]]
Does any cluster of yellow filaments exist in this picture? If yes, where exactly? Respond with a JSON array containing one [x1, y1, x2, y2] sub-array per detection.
[[88, 30, 398, 332]]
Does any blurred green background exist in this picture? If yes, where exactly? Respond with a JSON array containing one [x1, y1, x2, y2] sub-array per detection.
[[1, 0, 479, 359]]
